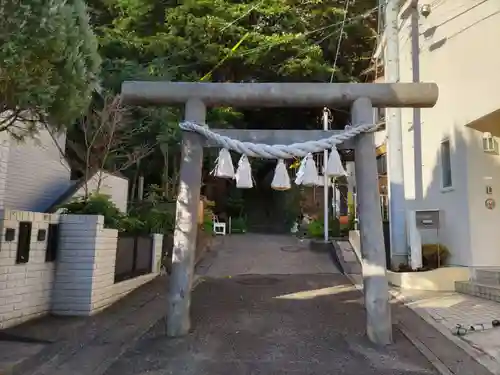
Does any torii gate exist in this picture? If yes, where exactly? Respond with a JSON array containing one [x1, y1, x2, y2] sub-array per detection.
[[121, 81, 439, 346]]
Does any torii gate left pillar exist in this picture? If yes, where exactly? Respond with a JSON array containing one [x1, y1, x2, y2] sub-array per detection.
[[121, 81, 439, 345]]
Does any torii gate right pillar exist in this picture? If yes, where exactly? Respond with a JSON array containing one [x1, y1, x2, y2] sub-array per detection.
[[352, 97, 392, 345]]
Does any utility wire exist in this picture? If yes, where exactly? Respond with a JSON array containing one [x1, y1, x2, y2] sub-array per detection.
[[329, 0, 351, 83], [167, 2, 262, 66], [235, 6, 378, 59], [106, 2, 262, 74], [109, 5, 381, 76]]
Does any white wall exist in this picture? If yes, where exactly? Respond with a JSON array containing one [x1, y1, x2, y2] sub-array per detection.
[[72, 171, 129, 213], [52, 214, 162, 316], [0, 133, 11, 204], [0, 210, 59, 329], [3, 128, 72, 212], [0, 211, 162, 328], [398, 0, 500, 266]]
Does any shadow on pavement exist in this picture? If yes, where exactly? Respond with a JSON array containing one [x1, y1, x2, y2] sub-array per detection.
[[105, 274, 438, 375]]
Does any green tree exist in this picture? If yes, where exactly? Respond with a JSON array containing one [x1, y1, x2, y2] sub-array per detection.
[[79, 0, 378, 198], [0, 0, 101, 138]]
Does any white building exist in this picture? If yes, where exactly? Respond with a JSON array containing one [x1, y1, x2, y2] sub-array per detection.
[[0, 127, 129, 213], [377, 0, 500, 269]]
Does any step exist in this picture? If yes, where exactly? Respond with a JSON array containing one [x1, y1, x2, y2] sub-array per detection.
[[455, 280, 500, 303], [474, 269, 500, 286]]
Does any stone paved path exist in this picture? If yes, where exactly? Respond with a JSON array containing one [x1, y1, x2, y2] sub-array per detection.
[[103, 234, 439, 375], [197, 234, 338, 277], [104, 274, 438, 375], [3, 234, 490, 375]]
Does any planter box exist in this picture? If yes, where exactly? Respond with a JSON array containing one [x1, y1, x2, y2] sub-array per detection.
[[387, 267, 470, 291]]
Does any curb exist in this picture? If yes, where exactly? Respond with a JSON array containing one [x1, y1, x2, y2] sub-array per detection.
[[391, 289, 500, 375], [396, 324, 454, 375], [343, 272, 453, 375], [330, 241, 498, 375], [339, 262, 497, 375]]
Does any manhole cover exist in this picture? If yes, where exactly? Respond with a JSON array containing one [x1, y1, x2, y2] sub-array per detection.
[[236, 277, 281, 286], [280, 245, 306, 253]]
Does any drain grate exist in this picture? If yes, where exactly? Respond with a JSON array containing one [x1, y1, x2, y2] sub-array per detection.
[[236, 277, 281, 286]]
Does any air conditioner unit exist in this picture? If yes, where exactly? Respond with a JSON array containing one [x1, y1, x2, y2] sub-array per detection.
[[483, 132, 499, 154]]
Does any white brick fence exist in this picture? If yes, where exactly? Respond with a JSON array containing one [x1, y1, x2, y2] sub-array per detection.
[[0, 210, 163, 329]]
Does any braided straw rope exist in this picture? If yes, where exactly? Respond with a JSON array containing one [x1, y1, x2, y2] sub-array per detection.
[[179, 121, 380, 158]]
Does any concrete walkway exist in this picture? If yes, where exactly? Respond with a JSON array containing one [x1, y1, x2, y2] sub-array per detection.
[[0, 276, 169, 375], [3, 234, 486, 375], [196, 234, 338, 277], [392, 288, 500, 375], [104, 234, 439, 375], [105, 274, 438, 375], [335, 240, 498, 375]]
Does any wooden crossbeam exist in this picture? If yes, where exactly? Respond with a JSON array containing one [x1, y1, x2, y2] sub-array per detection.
[[121, 82, 439, 108], [201, 129, 354, 150]]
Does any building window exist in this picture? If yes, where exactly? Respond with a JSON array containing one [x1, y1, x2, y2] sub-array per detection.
[[440, 139, 452, 189]]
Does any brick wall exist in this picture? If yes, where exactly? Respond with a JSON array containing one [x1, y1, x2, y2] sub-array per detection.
[[0, 210, 59, 329], [0, 211, 163, 328], [52, 214, 113, 315], [53, 215, 163, 316]]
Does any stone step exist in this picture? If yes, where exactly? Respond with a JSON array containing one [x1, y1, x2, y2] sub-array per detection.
[[455, 280, 500, 303], [474, 269, 500, 286]]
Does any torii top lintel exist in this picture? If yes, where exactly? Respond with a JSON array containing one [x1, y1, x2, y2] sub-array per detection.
[[121, 81, 438, 108]]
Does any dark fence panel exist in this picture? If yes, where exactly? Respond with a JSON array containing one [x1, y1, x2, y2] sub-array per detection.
[[135, 236, 153, 273], [114, 234, 153, 283]]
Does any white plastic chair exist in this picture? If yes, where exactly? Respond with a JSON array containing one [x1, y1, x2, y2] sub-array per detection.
[[212, 214, 227, 236]]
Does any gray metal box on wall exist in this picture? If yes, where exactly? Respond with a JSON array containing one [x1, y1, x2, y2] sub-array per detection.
[[415, 210, 440, 244], [415, 210, 440, 229]]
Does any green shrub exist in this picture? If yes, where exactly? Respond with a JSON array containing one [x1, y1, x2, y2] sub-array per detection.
[[59, 194, 123, 229], [422, 243, 450, 269], [202, 206, 214, 235], [307, 220, 324, 238], [60, 189, 177, 234], [307, 217, 341, 239], [127, 186, 176, 234]]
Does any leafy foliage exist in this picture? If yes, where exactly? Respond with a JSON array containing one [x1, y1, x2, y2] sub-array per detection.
[[422, 243, 450, 269], [307, 219, 324, 239], [0, 0, 101, 137], [307, 216, 341, 239], [59, 187, 176, 234], [126, 185, 176, 234], [59, 194, 123, 229], [62, 0, 378, 222]]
